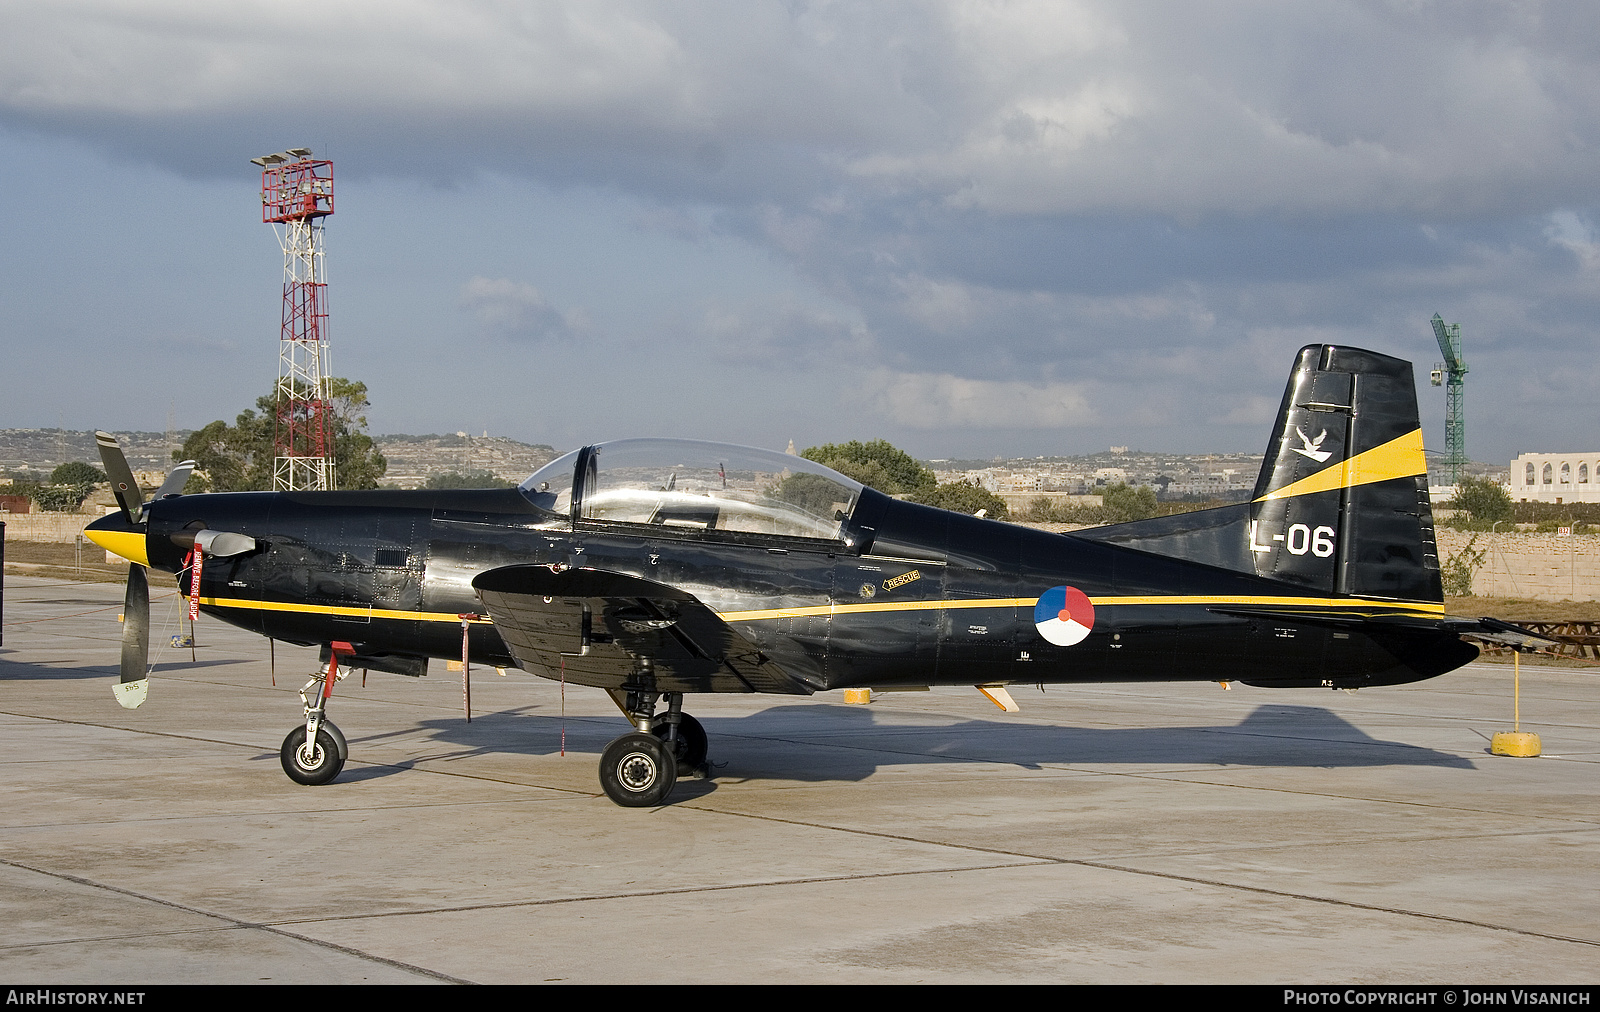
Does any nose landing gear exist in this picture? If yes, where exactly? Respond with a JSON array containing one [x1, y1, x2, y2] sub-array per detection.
[[279, 642, 354, 786]]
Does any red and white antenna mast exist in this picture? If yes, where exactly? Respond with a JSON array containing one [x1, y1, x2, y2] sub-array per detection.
[[251, 147, 336, 491]]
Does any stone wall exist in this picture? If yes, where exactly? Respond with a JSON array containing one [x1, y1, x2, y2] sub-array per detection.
[[1, 513, 100, 543], [1435, 529, 1600, 602]]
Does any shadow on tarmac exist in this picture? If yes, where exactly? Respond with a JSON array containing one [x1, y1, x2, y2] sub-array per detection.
[[371, 701, 1474, 794], [0, 656, 255, 680]]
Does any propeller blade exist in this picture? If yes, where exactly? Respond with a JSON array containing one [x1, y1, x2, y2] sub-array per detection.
[[95, 431, 144, 524], [152, 460, 197, 501], [113, 564, 149, 709]]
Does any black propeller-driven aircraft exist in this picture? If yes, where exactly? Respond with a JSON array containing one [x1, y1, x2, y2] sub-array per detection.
[[87, 346, 1546, 806]]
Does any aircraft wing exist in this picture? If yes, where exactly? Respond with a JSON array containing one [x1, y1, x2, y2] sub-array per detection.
[[472, 565, 811, 694]]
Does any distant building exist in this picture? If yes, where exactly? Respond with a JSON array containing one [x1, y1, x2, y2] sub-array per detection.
[[1509, 451, 1600, 503], [1166, 473, 1253, 497]]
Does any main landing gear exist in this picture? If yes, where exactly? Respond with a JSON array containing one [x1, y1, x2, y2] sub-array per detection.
[[280, 644, 353, 786], [599, 665, 710, 807]]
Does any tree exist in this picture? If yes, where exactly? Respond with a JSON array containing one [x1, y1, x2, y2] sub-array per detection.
[[1100, 483, 1159, 523], [801, 439, 936, 497], [33, 484, 93, 512], [326, 379, 388, 490], [909, 480, 1010, 519], [1448, 476, 1513, 524], [771, 471, 848, 514], [178, 414, 271, 492], [50, 461, 106, 485], [176, 378, 387, 491], [422, 469, 515, 489]]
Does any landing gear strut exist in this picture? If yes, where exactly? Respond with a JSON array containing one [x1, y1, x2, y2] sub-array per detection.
[[652, 711, 708, 771], [280, 644, 352, 786], [597, 664, 709, 807]]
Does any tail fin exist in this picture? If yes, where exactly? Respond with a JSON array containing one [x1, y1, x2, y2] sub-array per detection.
[[1249, 345, 1439, 601], [1079, 345, 1441, 603]]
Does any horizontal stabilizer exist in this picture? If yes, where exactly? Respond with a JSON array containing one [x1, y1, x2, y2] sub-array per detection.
[[1453, 617, 1562, 653]]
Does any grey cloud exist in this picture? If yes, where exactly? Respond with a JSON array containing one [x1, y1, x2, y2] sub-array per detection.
[[691, 294, 872, 366], [458, 277, 588, 341], [859, 368, 1096, 429], [3, 1, 1597, 462], [4, 3, 1598, 217]]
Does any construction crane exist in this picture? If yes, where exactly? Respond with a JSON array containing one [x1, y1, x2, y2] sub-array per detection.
[[1429, 313, 1467, 487]]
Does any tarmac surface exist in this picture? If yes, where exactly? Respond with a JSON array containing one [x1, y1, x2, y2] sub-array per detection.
[[1, 573, 1596, 984]]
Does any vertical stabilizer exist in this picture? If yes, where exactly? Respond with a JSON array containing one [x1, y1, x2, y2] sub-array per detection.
[[1249, 346, 1439, 601]]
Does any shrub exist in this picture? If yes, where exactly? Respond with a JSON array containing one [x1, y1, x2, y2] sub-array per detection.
[[1440, 534, 1486, 597], [33, 484, 93, 512]]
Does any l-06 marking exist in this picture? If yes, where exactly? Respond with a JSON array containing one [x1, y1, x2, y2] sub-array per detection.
[[1250, 520, 1336, 558]]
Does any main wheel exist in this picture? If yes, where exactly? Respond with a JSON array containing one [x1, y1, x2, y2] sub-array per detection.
[[599, 732, 678, 807], [280, 726, 346, 786], [651, 713, 708, 770]]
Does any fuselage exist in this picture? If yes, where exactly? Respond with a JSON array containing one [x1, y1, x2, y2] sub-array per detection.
[[112, 484, 1474, 692]]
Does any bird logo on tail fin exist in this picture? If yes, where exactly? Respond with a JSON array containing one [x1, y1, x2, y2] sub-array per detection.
[[1292, 427, 1333, 463]]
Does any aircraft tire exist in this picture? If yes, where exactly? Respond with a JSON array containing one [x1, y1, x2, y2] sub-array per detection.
[[280, 726, 346, 786], [651, 713, 708, 770], [599, 732, 678, 807], [322, 720, 349, 765]]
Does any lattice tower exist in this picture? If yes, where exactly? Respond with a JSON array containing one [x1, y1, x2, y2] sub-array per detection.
[[255, 150, 336, 490]]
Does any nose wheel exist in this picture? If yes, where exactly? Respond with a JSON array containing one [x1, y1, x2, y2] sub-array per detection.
[[280, 724, 346, 785]]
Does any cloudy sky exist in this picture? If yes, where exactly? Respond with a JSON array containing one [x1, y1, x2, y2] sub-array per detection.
[[2, 1, 1596, 466]]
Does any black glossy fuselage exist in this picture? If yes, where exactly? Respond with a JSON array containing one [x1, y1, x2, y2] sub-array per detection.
[[143, 485, 1474, 693]]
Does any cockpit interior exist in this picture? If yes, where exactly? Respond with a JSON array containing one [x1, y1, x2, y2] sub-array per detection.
[[520, 439, 863, 542]]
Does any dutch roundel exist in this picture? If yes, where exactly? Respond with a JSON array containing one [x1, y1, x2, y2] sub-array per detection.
[[1034, 586, 1095, 647]]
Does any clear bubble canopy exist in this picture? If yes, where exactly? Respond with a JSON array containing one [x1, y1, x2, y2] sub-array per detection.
[[520, 438, 864, 541]]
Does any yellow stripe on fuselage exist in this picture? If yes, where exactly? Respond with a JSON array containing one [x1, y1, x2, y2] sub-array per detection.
[[1255, 428, 1426, 503], [715, 595, 1443, 622], [194, 592, 1443, 627], [196, 597, 490, 623]]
